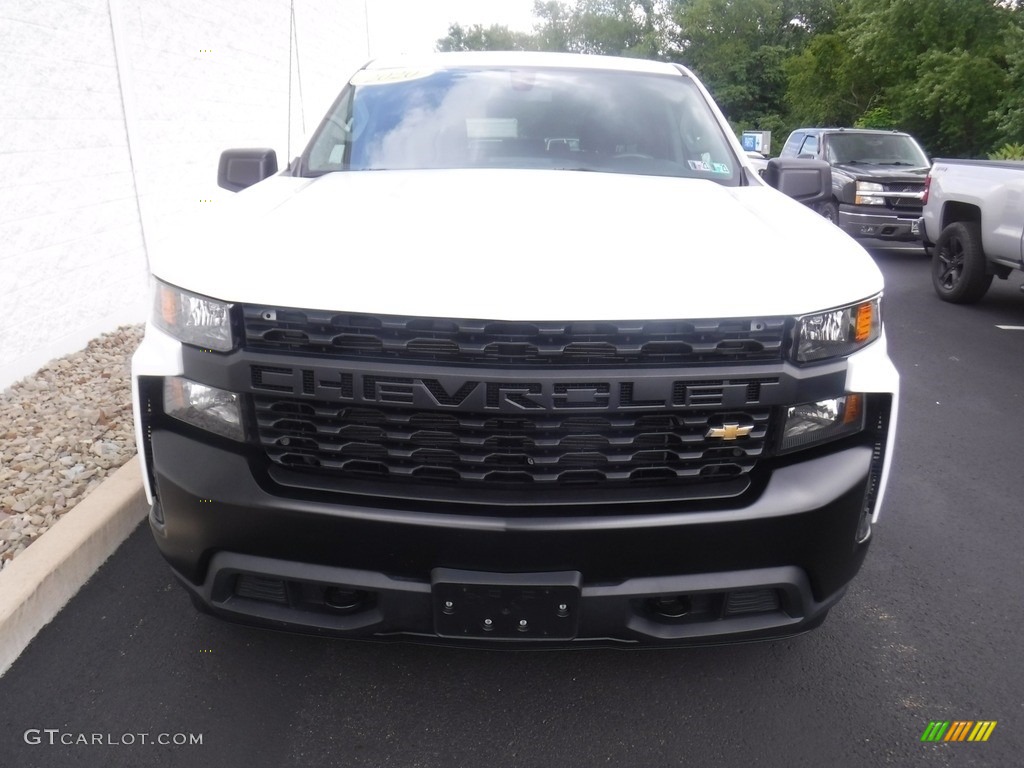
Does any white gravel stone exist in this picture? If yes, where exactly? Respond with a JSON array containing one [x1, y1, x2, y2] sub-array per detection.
[[0, 325, 143, 570]]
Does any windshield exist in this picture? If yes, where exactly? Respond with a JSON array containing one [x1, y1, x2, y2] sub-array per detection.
[[301, 66, 741, 183], [824, 133, 929, 167]]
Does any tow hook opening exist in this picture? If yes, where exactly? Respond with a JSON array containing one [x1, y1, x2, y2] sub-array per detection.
[[649, 595, 694, 618], [323, 587, 369, 613], [231, 574, 376, 616], [643, 588, 783, 623]]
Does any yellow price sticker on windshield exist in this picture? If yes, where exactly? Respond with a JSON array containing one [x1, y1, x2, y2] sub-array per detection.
[[350, 68, 434, 86]]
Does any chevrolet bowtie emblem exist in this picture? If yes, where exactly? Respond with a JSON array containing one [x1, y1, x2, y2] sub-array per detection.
[[706, 422, 753, 440]]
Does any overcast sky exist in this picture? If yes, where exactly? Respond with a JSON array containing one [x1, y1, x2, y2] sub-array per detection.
[[364, 0, 540, 56]]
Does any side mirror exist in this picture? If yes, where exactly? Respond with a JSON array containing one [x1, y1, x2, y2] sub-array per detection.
[[218, 148, 278, 192], [764, 158, 831, 207]]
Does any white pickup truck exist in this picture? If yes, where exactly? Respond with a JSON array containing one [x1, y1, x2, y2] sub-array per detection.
[[920, 158, 1024, 303], [132, 51, 899, 646]]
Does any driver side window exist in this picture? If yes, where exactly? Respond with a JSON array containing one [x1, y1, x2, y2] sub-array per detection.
[[799, 135, 818, 157]]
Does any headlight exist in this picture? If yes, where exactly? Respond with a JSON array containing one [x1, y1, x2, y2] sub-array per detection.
[[794, 296, 881, 363], [152, 279, 234, 351], [779, 394, 864, 453], [164, 377, 244, 441], [855, 181, 885, 205]]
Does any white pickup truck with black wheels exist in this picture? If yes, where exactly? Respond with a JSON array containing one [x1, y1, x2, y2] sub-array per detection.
[[919, 158, 1024, 303]]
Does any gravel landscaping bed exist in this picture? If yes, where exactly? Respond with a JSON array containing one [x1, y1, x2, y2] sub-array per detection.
[[0, 325, 143, 570]]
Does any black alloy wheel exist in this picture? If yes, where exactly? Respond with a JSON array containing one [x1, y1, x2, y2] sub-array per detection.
[[931, 221, 992, 304]]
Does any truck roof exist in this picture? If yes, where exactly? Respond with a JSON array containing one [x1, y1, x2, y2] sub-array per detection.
[[791, 127, 913, 137], [362, 51, 685, 77]]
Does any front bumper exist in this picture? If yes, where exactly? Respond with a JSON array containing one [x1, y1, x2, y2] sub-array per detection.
[[147, 427, 878, 647], [840, 205, 922, 241]]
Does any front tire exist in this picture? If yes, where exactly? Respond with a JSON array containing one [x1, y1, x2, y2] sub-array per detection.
[[818, 200, 839, 225], [931, 221, 991, 304]]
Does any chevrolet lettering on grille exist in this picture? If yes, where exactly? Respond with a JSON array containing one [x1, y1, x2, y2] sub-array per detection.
[[248, 364, 779, 412]]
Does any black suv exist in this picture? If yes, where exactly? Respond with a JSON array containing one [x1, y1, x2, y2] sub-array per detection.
[[780, 128, 930, 242]]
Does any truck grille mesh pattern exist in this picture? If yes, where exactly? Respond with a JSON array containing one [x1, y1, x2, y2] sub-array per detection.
[[241, 308, 787, 368], [883, 182, 925, 211], [253, 396, 770, 488]]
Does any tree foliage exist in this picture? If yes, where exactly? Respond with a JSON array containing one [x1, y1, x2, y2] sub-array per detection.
[[436, 23, 538, 52], [780, 0, 1020, 156], [990, 23, 1024, 146], [534, 0, 670, 57], [989, 143, 1024, 160], [670, 0, 818, 131], [433, 0, 1024, 157], [784, 31, 872, 127], [897, 48, 1006, 157]]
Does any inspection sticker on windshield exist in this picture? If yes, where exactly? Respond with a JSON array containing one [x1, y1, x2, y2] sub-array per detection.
[[687, 160, 711, 172], [712, 163, 730, 174]]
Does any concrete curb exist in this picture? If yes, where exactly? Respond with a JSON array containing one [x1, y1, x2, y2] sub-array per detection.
[[0, 456, 148, 677]]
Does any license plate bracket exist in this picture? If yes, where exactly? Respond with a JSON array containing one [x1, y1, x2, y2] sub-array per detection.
[[432, 569, 581, 640]]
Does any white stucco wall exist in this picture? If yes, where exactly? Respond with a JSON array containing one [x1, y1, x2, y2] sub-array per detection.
[[0, 0, 368, 390]]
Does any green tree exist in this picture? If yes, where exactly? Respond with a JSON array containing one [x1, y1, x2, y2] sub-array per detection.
[[436, 22, 539, 52], [670, 0, 825, 133], [843, 0, 1007, 84], [784, 29, 875, 127], [897, 49, 1006, 156], [990, 23, 1024, 146], [532, 0, 671, 57], [437, 2, 673, 57], [532, 1, 574, 51], [854, 106, 896, 130], [786, 0, 1018, 156]]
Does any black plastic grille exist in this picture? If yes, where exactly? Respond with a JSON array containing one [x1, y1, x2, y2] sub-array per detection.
[[242, 308, 787, 368], [884, 182, 922, 193], [883, 181, 924, 211], [253, 395, 771, 488]]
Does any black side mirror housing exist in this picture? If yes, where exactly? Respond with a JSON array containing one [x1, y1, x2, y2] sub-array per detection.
[[218, 148, 279, 192], [764, 158, 831, 207]]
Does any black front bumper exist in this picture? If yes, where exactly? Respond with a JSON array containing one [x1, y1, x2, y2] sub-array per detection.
[[839, 204, 922, 241], [148, 429, 874, 647]]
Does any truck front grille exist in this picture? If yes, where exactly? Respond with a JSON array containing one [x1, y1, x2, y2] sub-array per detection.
[[241, 308, 787, 368], [883, 182, 925, 211], [253, 395, 771, 490]]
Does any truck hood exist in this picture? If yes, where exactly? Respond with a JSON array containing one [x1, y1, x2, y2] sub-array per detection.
[[832, 163, 929, 182], [152, 169, 883, 321]]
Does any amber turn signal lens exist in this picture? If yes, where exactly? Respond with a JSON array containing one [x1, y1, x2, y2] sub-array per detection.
[[855, 302, 874, 342], [842, 393, 863, 425]]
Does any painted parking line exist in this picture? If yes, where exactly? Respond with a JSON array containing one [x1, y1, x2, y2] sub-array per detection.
[[996, 325, 1024, 331]]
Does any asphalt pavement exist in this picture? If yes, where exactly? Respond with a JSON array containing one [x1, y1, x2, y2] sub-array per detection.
[[2, 247, 1022, 768]]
